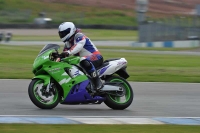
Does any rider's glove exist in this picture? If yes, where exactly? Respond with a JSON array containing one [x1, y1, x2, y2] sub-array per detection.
[[60, 51, 69, 58], [51, 52, 59, 58], [50, 51, 59, 61]]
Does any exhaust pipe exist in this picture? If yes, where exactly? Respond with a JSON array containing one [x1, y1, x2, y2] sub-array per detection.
[[101, 85, 123, 92]]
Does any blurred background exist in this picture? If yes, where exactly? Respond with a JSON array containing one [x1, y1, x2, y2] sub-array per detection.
[[1, 0, 200, 81], [0, 0, 200, 42]]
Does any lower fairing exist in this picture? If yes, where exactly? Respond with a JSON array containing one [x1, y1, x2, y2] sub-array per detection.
[[60, 80, 105, 104]]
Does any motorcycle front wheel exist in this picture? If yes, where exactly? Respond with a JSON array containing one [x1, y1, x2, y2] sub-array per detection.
[[104, 76, 133, 110], [28, 78, 61, 109]]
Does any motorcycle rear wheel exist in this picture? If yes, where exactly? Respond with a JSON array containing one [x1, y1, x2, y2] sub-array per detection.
[[104, 76, 133, 110], [28, 79, 61, 109]]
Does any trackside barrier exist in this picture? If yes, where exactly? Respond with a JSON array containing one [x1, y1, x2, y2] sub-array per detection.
[[132, 40, 200, 48]]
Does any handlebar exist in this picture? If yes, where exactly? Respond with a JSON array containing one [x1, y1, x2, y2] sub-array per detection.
[[50, 52, 69, 62]]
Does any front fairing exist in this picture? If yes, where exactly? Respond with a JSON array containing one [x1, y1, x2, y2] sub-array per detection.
[[33, 44, 60, 73], [32, 44, 91, 104]]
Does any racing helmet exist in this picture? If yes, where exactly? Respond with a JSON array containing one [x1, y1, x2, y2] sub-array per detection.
[[58, 22, 76, 42]]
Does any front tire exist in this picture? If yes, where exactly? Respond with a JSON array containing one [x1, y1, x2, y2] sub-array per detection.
[[104, 76, 133, 110], [28, 79, 61, 109]]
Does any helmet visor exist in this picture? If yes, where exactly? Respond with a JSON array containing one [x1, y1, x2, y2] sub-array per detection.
[[58, 28, 71, 39]]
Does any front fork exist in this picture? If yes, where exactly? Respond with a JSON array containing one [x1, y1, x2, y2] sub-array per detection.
[[32, 75, 51, 86], [33, 75, 59, 100], [32, 75, 52, 94]]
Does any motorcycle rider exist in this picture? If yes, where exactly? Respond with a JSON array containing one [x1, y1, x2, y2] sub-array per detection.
[[58, 22, 103, 90]]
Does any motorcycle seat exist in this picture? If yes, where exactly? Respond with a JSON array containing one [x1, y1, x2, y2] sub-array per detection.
[[96, 58, 120, 70], [103, 58, 121, 63]]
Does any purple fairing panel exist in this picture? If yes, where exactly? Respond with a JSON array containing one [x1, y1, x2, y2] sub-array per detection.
[[63, 80, 105, 104], [99, 65, 111, 75]]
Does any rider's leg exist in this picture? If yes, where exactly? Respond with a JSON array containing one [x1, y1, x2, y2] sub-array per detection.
[[80, 56, 103, 90]]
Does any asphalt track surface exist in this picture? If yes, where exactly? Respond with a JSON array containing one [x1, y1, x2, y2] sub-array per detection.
[[1, 41, 200, 118], [0, 79, 200, 117]]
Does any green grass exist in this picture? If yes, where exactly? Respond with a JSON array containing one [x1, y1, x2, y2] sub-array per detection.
[[101, 49, 200, 82], [0, 0, 137, 26], [12, 29, 138, 41], [1, 45, 200, 82], [0, 124, 200, 133]]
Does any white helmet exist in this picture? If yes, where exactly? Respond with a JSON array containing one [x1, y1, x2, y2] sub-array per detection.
[[58, 22, 76, 42]]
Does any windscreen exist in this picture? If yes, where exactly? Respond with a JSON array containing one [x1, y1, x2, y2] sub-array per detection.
[[38, 44, 60, 56]]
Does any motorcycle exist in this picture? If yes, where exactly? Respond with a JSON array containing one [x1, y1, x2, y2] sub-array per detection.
[[28, 44, 133, 110]]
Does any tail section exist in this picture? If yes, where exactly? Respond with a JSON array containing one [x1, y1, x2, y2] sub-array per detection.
[[97, 58, 127, 77]]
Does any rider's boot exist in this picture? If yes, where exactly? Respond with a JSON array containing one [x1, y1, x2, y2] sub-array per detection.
[[90, 70, 103, 90], [80, 59, 103, 91]]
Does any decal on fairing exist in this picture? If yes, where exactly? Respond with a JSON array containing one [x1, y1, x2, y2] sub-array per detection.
[[73, 70, 80, 76], [117, 61, 127, 66], [48, 67, 61, 72], [42, 55, 49, 60], [59, 77, 71, 85], [62, 72, 68, 76], [99, 65, 111, 75]]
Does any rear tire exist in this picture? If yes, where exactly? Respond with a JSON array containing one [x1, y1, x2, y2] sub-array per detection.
[[104, 76, 133, 110], [28, 79, 61, 109]]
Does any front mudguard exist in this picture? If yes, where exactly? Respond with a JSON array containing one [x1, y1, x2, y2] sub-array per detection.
[[32, 75, 51, 86]]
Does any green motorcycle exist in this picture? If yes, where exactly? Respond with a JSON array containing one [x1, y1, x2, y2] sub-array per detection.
[[28, 44, 133, 110]]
